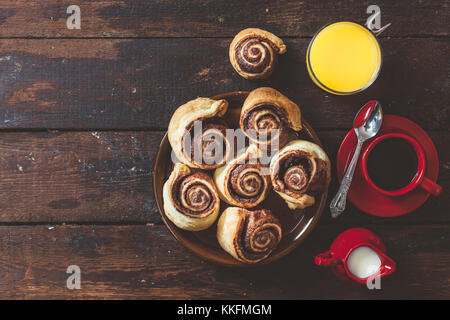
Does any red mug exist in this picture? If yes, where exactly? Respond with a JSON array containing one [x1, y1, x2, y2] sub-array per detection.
[[315, 228, 396, 284], [361, 132, 442, 197]]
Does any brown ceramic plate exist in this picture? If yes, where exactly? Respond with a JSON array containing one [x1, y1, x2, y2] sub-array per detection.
[[153, 91, 328, 266]]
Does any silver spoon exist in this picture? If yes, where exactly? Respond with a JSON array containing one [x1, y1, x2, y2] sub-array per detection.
[[330, 101, 383, 219]]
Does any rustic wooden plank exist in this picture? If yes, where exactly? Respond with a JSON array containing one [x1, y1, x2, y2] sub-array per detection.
[[0, 130, 447, 224], [0, 38, 448, 130], [0, 131, 164, 223], [0, 0, 447, 38], [0, 224, 448, 299]]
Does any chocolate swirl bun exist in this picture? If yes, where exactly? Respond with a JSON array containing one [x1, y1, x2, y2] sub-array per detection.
[[163, 163, 220, 231], [214, 144, 271, 208], [168, 97, 231, 169], [217, 207, 282, 263], [229, 28, 286, 80], [270, 140, 331, 210], [240, 87, 302, 149]]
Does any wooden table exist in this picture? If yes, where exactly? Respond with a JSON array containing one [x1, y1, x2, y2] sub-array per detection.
[[0, 1, 448, 299]]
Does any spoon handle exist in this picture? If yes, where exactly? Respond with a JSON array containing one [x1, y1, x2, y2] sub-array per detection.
[[330, 139, 363, 218]]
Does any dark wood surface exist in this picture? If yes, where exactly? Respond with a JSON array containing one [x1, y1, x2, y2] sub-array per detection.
[[0, 38, 448, 130], [0, 1, 448, 299]]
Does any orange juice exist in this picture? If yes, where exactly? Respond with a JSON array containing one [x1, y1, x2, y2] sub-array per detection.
[[307, 22, 382, 95]]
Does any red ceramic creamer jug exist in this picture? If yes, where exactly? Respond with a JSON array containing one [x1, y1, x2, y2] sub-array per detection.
[[315, 228, 396, 284]]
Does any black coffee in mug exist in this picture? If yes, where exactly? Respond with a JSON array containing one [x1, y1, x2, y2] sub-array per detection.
[[367, 138, 418, 191]]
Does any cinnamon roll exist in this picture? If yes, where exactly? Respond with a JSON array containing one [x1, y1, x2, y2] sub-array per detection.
[[214, 144, 271, 208], [270, 140, 331, 210], [229, 28, 287, 80], [217, 207, 282, 263], [240, 87, 302, 149], [163, 163, 220, 231], [168, 97, 231, 169]]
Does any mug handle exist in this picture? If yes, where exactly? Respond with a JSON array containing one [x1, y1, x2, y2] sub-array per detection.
[[314, 251, 340, 267], [420, 177, 442, 196]]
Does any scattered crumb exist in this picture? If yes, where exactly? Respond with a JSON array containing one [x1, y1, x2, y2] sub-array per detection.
[[17, 164, 23, 172], [48, 226, 55, 230], [197, 68, 211, 78]]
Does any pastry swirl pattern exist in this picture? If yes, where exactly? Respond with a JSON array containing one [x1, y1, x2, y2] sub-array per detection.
[[217, 207, 282, 263], [229, 28, 286, 80], [240, 87, 302, 149], [163, 163, 220, 231], [168, 97, 231, 169], [270, 140, 331, 210], [214, 144, 271, 208]]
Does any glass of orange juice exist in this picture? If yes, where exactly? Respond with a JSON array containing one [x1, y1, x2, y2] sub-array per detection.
[[306, 21, 382, 95]]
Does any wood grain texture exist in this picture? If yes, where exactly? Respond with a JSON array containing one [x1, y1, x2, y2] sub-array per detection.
[[0, 0, 447, 38], [0, 130, 446, 224], [0, 224, 448, 299], [0, 0, 448, 300], [0, 38, 448, 130], [0, 131, 164, 223]]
